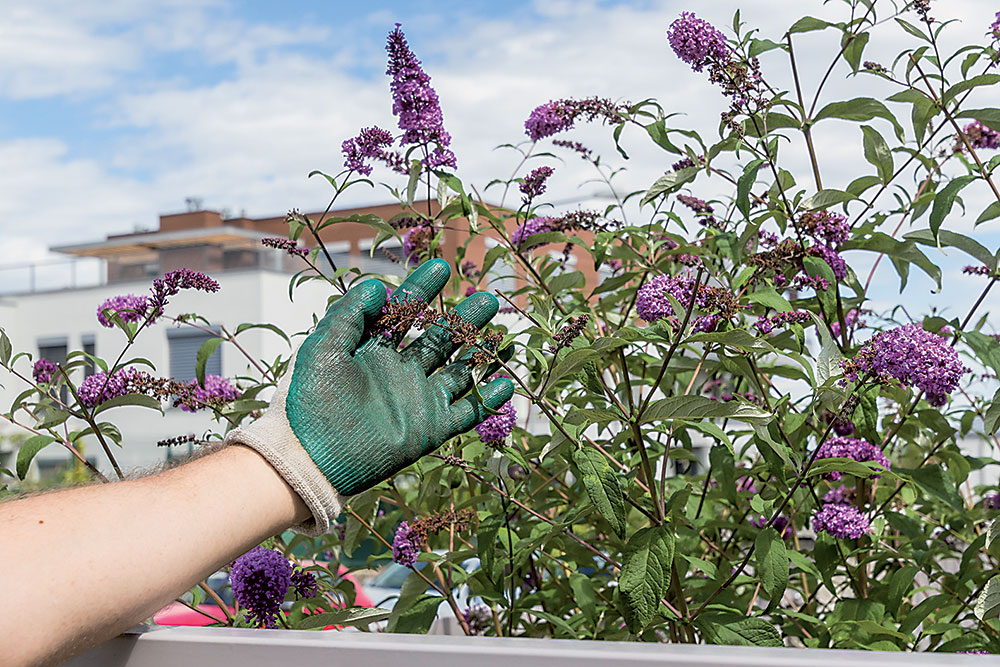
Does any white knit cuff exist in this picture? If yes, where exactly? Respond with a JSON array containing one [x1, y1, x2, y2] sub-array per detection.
[[224, 353, 346, 537]]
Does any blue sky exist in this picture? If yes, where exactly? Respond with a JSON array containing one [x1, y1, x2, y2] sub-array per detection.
[[1, 0, 999, 328]]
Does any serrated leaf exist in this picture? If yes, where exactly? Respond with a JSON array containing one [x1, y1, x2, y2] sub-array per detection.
[[478, 514, 503, 584], [956, 107, 1000, 133], [840, 232, 941, 290], [573, 447, 627, 539], [943, 74, 1000, 107], [755, 528, 789, 610], [975, 576, 1000, 621], [16, 435, 55, 479], [295, 606, 391, 629], [619, 525, 675, 633], [809, 313, 841, 386], [541, 348, 602, 394], [641, 167, 698, 207], [965, 331, 1000, 378], [701, 617, 783, 647], [639, 395, 771, 424]]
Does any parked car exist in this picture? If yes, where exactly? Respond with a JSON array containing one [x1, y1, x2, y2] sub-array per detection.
[[153, 563, 371, 627]]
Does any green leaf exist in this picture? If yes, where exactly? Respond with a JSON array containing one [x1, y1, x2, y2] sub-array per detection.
[[852, 388, 879, 443], [956, 107, 1000, 133], [478, 514, 503, 583], [985, 388, 1000, 435], [814, 98, 905, 141], [0, 329, 10, 367], [234, 322, 291, 346], [541, 348, 602, 394], [888, 565, 919, 615], [842, 31, 870, 74], [897, 465, 962, 510], [903, 229, 997, 271], [295, 607, 391, 629], [641, 167, 698, 207], [639, 395, 771, 424], [619, 525, 675, 633], [975, 576, 1000, 621], [195, 337, 224, 388], [747, 286, 793, 312], [755, 528, 789, 610], [810, 313, 841, 386], [965, 331, 1000, 378], [860, 125, 893, 183], [388, 594, 444, 634], [572, 447, 627, 539], [16, 435, 55, 479], [405, 159, 421, 207], [685, 328, 775, 353], [987, 519, 1000, 559], [929, 175, 976, 239], [93, 392, 163, 415], [736, 159, 763, 220], [788, 16, 831, 34], [800, 189, 856, 211], [569, 573, 598, 622], [840, 232, 941, 290], [976, 201, 1000, 226], [895, 17, 930, 41], [943, 74, 1000, 107], [701, 617, 783, 647]]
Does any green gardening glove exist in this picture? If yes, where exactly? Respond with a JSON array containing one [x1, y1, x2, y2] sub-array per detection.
[[226, 259, 514, 534]]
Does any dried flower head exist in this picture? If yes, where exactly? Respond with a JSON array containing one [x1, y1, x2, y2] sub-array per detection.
[[550, 314, 589, 353], [261, 237, 309, 258]]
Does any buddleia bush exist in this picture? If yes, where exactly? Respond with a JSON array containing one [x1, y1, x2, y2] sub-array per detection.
[[5, 1, 1000, 652]]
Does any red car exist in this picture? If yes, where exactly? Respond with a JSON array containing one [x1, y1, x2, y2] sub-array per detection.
[[153, 564, 372, 627]]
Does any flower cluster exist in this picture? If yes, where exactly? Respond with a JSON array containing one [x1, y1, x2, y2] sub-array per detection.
[[386, 25, 456, 169], [180, 375, 240, 413], [671, 154, 704, 171], [520, 166, 554, 201], [798, 210, 849, 249], [32, 358, 58, 384], [461, 605, 492, 635], [552, 139, 593, 159], [667, 12, 729, 72], [815, 436, 890, 480], [97, 294, 151, 328], [391, 520, 424, 566], [963, 264, 991, 276], [753, 310, 810, 335], [474, 400, 517, 445], [841, 323, 967, 406], [459, 260, 480, 278], [812, 503, 870, 540], [290, 568, 318, 599], [677, 194, 719, 228], [550, 314, 589, 354], [524, 97, 626, 142], [77, 367, 150, 409], [341, 126, 396, 176], [992, 11, 1000, 39], [261, 237, 309, 258], [230, 546, 293, 628], [636, 273, 741, 333], [958, 121, 1000, 151], [149, 269, 220, 318]]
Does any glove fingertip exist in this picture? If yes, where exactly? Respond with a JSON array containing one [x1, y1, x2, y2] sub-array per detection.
[[482, 377, 515, 408]]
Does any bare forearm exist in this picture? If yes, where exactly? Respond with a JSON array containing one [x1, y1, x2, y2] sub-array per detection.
[[0, 445, 309, 667]]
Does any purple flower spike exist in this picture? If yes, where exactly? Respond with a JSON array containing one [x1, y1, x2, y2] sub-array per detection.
[[812, 504, 870, 540], [814, 436, 890, 481], [386, 25, 456, 169], [33, 358, 58, 384], [341, 126, 395, 176], [475, 401, 517, 444], [667, 12, 730, 72], [230, 546, 293, 628], [392, 521, 423, 566], [520, 166, 554, 200], [97, 294, 151, 328]]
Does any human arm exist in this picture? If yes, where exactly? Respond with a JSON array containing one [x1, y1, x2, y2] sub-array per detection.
[[0, 445, 308, 667]]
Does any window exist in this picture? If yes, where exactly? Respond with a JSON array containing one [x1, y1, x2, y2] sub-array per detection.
[[37, 337, 68, 404], [81, 334, 96, 378], [167, 327, 221, 383]]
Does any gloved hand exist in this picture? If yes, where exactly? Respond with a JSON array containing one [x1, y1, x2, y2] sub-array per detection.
[[225, 259, 514, 534]]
